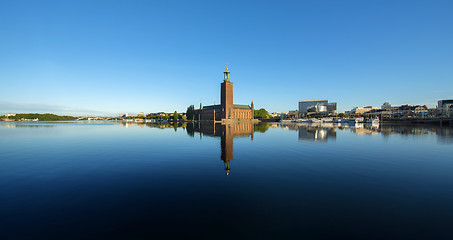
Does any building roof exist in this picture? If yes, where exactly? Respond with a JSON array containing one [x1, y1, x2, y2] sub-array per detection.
[[299, 99, 328, 102], [398, 105, 427, 110], [233, 104, 251, 109], [200, 104, 251, 110], [202, 105, 221, 110], [439, 99, 453, 104]]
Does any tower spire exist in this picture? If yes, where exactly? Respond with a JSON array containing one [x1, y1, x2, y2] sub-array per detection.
[[223, 64, 230, 82]]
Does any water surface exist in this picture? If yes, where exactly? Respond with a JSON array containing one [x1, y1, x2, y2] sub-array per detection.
[[1, 121, 453, 239]]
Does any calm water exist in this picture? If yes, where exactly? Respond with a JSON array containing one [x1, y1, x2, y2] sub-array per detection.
[[1, 121, 453, 239]]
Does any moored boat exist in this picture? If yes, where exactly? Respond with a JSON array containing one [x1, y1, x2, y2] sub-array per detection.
[[366, 118, 379, 124], [310, 118, 322, 123], [322, 118, 334, 123], [296, 118, 310, 123], [348, 117, 364, 123]]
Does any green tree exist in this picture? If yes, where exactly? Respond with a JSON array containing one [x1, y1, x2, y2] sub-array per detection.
[[186, 105, 195, 120], [338, 113, 345, 118], [173, 111, 178, 121], [254, 108, 269, 119], [7, 113, 76, 121]]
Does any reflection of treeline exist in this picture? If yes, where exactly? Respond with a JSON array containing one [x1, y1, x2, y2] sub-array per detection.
[[15, 124, 56, 128], [185, 122, 209, 137], [142, 122, 187, 130], [4, 113, 75, 121], [254, 123, 270, 133], [1, 123, 56, 128], [186, 122, 195, 137]]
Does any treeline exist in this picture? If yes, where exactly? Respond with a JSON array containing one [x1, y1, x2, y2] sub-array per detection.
[[4, 113, 76, 121], [254, 108, 270, 119], [143, 112, 186, 121]]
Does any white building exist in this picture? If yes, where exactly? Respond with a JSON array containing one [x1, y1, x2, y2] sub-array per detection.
[[298, 100, 337, 115], [122, 113, 136, 118], [350, 106, 378, 114]]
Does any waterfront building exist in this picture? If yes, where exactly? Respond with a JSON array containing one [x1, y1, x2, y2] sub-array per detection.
[[287, 110, 299, 119], [280, 112, 288, 119], [298, 100, 337, 115], [121, 113, 136, 118], [381, 102, 392, 110], [196, 68, 254, 121], [269, 112, 280, 117], [397, 105, 428, 116], [350, 106, 379, 114], [438, 100, 453, 109], [438, 99, 453, 116], [379, 105, 429, 118]]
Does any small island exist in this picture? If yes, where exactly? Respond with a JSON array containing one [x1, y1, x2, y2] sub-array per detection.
[[0, 113, 76, 121]]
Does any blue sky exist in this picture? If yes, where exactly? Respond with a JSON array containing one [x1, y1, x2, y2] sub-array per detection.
[[1, 0, 452, 116]]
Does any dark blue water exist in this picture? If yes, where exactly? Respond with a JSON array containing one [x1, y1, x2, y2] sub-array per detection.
[[1, 121, 453, 239]]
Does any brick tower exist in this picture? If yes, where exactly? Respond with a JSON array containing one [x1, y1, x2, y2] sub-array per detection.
[[221, 67, 233, 120]]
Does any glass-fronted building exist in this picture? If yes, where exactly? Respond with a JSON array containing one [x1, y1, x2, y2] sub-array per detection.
[[298, 100, 337, 115]]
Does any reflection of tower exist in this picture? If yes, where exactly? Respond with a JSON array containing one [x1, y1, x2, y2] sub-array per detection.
[[193, 122, 256, 175], [221, 67, 233, 120], [221, 124, 234, 175]]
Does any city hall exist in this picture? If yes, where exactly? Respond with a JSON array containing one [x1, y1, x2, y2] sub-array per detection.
[[196, 68, 254, 121]]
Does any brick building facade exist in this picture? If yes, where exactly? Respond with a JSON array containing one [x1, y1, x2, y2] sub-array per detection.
[[196, 68, 254, 121]]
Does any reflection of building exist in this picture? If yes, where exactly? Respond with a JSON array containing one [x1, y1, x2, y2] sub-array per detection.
[[379, 125, 453, 143], [192, 122, 255, 175], [436, 128, 453, 144], [380, 125, 429, 136], [196, 68, 254, 121], [354, 125, 379, 135], [298, 100, 337, 115], [298, 126, 336, 142]]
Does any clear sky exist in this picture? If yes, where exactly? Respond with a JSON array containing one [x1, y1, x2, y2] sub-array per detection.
[[1, 0, 452, 116]]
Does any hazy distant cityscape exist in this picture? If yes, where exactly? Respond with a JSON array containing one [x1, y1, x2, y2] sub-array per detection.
[[2, 98, 452, 123]]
